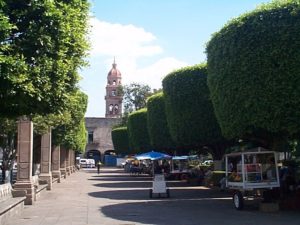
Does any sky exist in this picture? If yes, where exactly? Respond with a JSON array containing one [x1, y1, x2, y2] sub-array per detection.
[[80, 0, 270, 117]]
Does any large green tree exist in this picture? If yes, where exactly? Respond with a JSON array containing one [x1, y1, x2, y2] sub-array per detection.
[[52, 90, 88, 153], [147, 92, 175, 153], [127, 108, 152, 153], [117, 83, 152, 127], [0, 0, 90, 117], [206, 0, 300, 148], [122, 83, 151, 114], [162, 64, 230, 159]]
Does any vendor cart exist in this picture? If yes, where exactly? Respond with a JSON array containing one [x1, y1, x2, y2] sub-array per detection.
[[225, 148, 280, 210], [149, 174, 170, 198]]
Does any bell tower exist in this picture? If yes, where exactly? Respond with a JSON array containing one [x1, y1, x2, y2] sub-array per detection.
[[105, 58, 123, 118]]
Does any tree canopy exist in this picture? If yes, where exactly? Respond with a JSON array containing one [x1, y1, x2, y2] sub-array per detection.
[[206, 0, 300, 146], [52, 90, 88, 152], [0, 0, 90, 117], [122, 83, 152, 114]]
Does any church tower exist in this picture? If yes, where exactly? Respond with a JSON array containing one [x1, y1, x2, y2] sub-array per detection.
[[105, 59, 123, 118]]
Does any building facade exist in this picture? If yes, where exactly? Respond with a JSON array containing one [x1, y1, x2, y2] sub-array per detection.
[[84, 60, 123, 161]]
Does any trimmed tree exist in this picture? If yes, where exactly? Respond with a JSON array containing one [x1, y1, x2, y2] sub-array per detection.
[[127, 108, 152, 153], [162, 64, 230, 159], [206, 0, 300, 148], [147, 92, 175, 153], [111, 127, 130, 156]]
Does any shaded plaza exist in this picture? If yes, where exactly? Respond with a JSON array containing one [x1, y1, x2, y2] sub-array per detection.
[[5, 167, 300, 225]]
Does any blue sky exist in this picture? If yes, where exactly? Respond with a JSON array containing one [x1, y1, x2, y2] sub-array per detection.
[[80, 0, 270, 117]]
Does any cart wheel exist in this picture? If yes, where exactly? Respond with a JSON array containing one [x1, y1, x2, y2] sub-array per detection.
[[166, 189, 170, 198], [149, 189, 153, 198], [233, 191, 244, 210]]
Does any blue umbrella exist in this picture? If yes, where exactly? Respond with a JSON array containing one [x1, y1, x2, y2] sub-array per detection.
[[135, 151, 172, 160]]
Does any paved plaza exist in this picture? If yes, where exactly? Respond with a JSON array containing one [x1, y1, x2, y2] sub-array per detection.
[[6, 168, 300, 225]]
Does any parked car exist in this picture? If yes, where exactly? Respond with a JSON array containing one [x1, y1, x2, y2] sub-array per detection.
[[87, 159, 95, 168], [79, 158, 95, 168], [79, 159, 88, 168]]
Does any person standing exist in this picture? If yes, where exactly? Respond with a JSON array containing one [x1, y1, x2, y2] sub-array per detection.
[[97, 161, 102, 174]]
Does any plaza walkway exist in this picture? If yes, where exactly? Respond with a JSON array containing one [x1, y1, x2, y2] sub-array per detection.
[[6, 168, 300, 225]]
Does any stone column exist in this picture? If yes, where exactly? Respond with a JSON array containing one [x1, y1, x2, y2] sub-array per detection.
[[52, 145, 61, 183], [60, 147, 67, 179], [69, 150, 73, 173], [73, 151, 77, 172], [39, 130, 52, 190], [66, 149, 70, 175], [70, 150, 74, 173], [72, 150, 76, 172], [14, 117, 35, 205]]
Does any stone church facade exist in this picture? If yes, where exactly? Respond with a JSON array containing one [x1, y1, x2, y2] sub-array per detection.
[[84, 60, 123, 160]]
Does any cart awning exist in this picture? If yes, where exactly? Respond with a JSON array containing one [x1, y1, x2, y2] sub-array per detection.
[[135, 151, 172, 160], [172, 156, 189, 160]]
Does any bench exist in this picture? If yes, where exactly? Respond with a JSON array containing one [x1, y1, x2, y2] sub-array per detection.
[[32, 175, 48, 201], [0, 183, 26, 225]]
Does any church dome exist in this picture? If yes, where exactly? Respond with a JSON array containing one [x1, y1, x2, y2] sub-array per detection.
[[108, 60, 121, 77]]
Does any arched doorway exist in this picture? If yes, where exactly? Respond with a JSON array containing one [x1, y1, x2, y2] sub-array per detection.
[[86, 150, 101, 163], [103, 150, 117, 166], [104, 150, 116, 155]]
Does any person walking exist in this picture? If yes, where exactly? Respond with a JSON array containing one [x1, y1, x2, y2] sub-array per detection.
[[97, 161, 102, 174]]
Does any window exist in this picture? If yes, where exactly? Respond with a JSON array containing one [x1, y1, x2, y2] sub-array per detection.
[[88, 131, 94, 144], [111, 90, 116, 96], [114, 104, 119, 114], [109, 104, 113, 114], [113, 80, 116, 85]]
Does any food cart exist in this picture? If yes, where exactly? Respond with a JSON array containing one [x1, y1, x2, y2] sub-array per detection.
[[170, 156, 190, 180], [170, 155, 199, 180], [149, 174, 170, 198], [225, 148, 280, 210], [134, 151, 172, 198]]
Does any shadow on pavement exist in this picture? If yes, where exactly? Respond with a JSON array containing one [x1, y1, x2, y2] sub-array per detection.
[[89, 187, 232, 201], [84, 168, 125, 174], [100, 198, 288, 225], [88, 174, 151, 181], [94, 181, 152, 188], [101, 200, 300, 225], [86, 169, 300, 225]]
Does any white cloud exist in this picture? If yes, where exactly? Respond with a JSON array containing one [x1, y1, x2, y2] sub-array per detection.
[[88, 17, 189, 89], [83, 18, 189, 116], [121, 57, 189, 89], [89, 18, 163, 57]]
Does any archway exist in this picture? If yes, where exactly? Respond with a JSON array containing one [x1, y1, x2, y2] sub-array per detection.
[[86, 150, 101, 163], [104, 150, 116, 155], [103, 150, 117, 166]]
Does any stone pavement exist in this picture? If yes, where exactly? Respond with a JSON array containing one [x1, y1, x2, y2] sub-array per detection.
[[6, 168, 300, 225]]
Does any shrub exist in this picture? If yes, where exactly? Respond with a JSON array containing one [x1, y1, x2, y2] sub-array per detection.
[[127, 108, 151, 153], [111, 127, 130, 155], [147, 92, 176, 152], [162, 64, 230, 158]]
